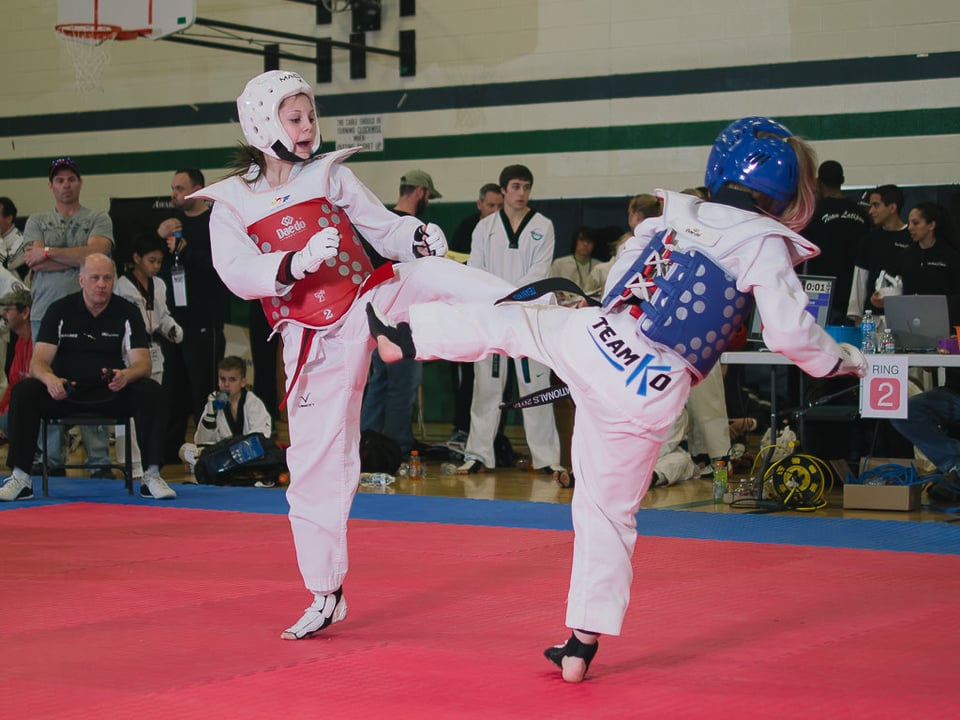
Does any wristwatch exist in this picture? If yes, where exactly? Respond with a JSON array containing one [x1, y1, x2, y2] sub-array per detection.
[[43, 246, 51, 259]]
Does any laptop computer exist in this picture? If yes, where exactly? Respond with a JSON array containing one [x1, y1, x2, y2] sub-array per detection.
[[883, 294, 951, 352], [747, 274, 835, 347]]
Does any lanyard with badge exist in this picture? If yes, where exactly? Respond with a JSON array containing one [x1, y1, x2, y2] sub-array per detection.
[[129, 270, 165, 370], [170, 230, 188, 307]]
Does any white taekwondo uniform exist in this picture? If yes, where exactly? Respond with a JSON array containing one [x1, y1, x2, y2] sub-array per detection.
[[465, 208, 561, 469], [402, 191, 845, 635], [195, 149, 511, 594]]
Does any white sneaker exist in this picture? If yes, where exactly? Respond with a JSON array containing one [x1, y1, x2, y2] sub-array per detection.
[[281, 588, 347, 639], [178, 443, 197, 469], [140, 471, 176, 500], [0, 474, 33, 502]]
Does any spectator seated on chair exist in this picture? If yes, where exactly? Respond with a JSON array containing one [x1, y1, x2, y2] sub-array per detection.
[[0, 253, 174, 501]]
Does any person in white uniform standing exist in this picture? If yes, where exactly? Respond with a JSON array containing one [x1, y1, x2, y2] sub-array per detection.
[[368, 116, 867, 682], [459, 164, 565, 479], [194, 70, 512, 641]]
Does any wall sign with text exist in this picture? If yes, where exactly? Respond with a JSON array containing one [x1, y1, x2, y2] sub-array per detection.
[[335, 115, 384, 152]]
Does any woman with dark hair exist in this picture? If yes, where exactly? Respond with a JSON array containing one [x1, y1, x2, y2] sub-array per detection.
[[896, 201, 960, 297], [549, 226, 601, 304]]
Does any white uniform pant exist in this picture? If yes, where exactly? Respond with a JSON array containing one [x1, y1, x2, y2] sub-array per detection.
[[465, 353, 560, 469], [408, 301, 693, 635], [655, 412, 696, 486], [685, 364, 730, 460], [282, 258, 512, 593]]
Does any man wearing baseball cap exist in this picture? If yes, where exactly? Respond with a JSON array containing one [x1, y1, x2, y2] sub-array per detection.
[[24, 157, 113, 331], [22, 157, 115, 472], [359, 169, 442, 455], [399, 169, 441, 215]]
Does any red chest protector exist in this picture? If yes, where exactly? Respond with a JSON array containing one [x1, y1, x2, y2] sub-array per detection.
[[247, 198, 374, 329]]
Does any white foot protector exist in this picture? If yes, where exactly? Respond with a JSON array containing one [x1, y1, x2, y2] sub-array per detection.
[[281, 587, 347, 640]]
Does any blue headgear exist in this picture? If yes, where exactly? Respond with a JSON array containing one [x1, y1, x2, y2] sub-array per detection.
[[704, 116, 798, 215]]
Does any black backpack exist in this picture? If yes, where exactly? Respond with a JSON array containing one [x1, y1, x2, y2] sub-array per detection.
[[195, 432, 288, 486], [359, 429, 403, 474]]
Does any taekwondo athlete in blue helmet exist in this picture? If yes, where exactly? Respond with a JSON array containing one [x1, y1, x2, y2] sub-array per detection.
[[367, 116, 867, 682]]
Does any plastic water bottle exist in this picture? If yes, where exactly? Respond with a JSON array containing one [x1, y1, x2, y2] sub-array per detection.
[[880, 328, 896, 354], [861, 310, 877, 353], [408, 450, 422, 480], [712, 460, 728, 505], [440, 462, 458, 475]]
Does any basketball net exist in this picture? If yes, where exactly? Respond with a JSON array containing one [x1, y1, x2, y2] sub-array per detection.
[[56, 23, 121, 92]]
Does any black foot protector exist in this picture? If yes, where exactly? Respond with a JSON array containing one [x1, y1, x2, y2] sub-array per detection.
[[365, 303, 417, 360], [544, 632, 599, 682]]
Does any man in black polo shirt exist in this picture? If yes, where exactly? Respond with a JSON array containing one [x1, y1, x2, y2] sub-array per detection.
[[0, 253, 175, 501]]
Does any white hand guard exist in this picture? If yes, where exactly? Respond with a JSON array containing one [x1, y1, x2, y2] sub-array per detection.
[[413, 223, 447, 257], [829, 342, 867, 378], [167, 323, 184, 344], [291, 227, 340, 280]]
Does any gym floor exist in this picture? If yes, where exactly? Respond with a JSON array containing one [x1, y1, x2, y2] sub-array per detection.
[[2, 418, 953, 523]]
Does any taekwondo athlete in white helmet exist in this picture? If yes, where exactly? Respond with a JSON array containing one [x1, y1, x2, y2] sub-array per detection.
[[368, 116, 866, 682], [192, 70, 512, 640]]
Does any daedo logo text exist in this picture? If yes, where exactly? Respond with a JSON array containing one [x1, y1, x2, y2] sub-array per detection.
[[276, 215, 307, 240]]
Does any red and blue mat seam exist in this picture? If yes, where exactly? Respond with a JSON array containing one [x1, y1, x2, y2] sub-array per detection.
[[2, 477, 959, 555]]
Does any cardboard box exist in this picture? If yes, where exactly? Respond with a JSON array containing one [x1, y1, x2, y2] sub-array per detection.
[[843, 457, 922, 511], [843, 483, 921, 511]]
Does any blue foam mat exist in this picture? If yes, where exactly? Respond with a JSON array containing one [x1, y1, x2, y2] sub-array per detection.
[[3, 476, 959, 555]]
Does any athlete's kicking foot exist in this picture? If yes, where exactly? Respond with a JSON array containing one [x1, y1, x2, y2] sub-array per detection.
[[544, 629, 599, 682], [366, 302, 416, 362]]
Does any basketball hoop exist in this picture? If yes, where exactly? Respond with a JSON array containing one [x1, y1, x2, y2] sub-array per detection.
[[55, 22, 138, 92]]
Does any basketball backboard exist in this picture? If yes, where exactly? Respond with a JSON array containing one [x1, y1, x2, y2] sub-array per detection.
[[57, 0, 196, 40]]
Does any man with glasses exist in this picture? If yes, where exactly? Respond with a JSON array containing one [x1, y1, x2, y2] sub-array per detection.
[[21, 157, 115, 474]]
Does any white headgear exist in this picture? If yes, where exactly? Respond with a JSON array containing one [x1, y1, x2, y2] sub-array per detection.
[[237, 70, 321, 162]]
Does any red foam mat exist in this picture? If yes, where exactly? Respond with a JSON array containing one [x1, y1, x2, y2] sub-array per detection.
[[1, 503, 958, 719]]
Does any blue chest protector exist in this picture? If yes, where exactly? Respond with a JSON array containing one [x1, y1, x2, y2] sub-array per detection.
[[603, 229, 754, 380]]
